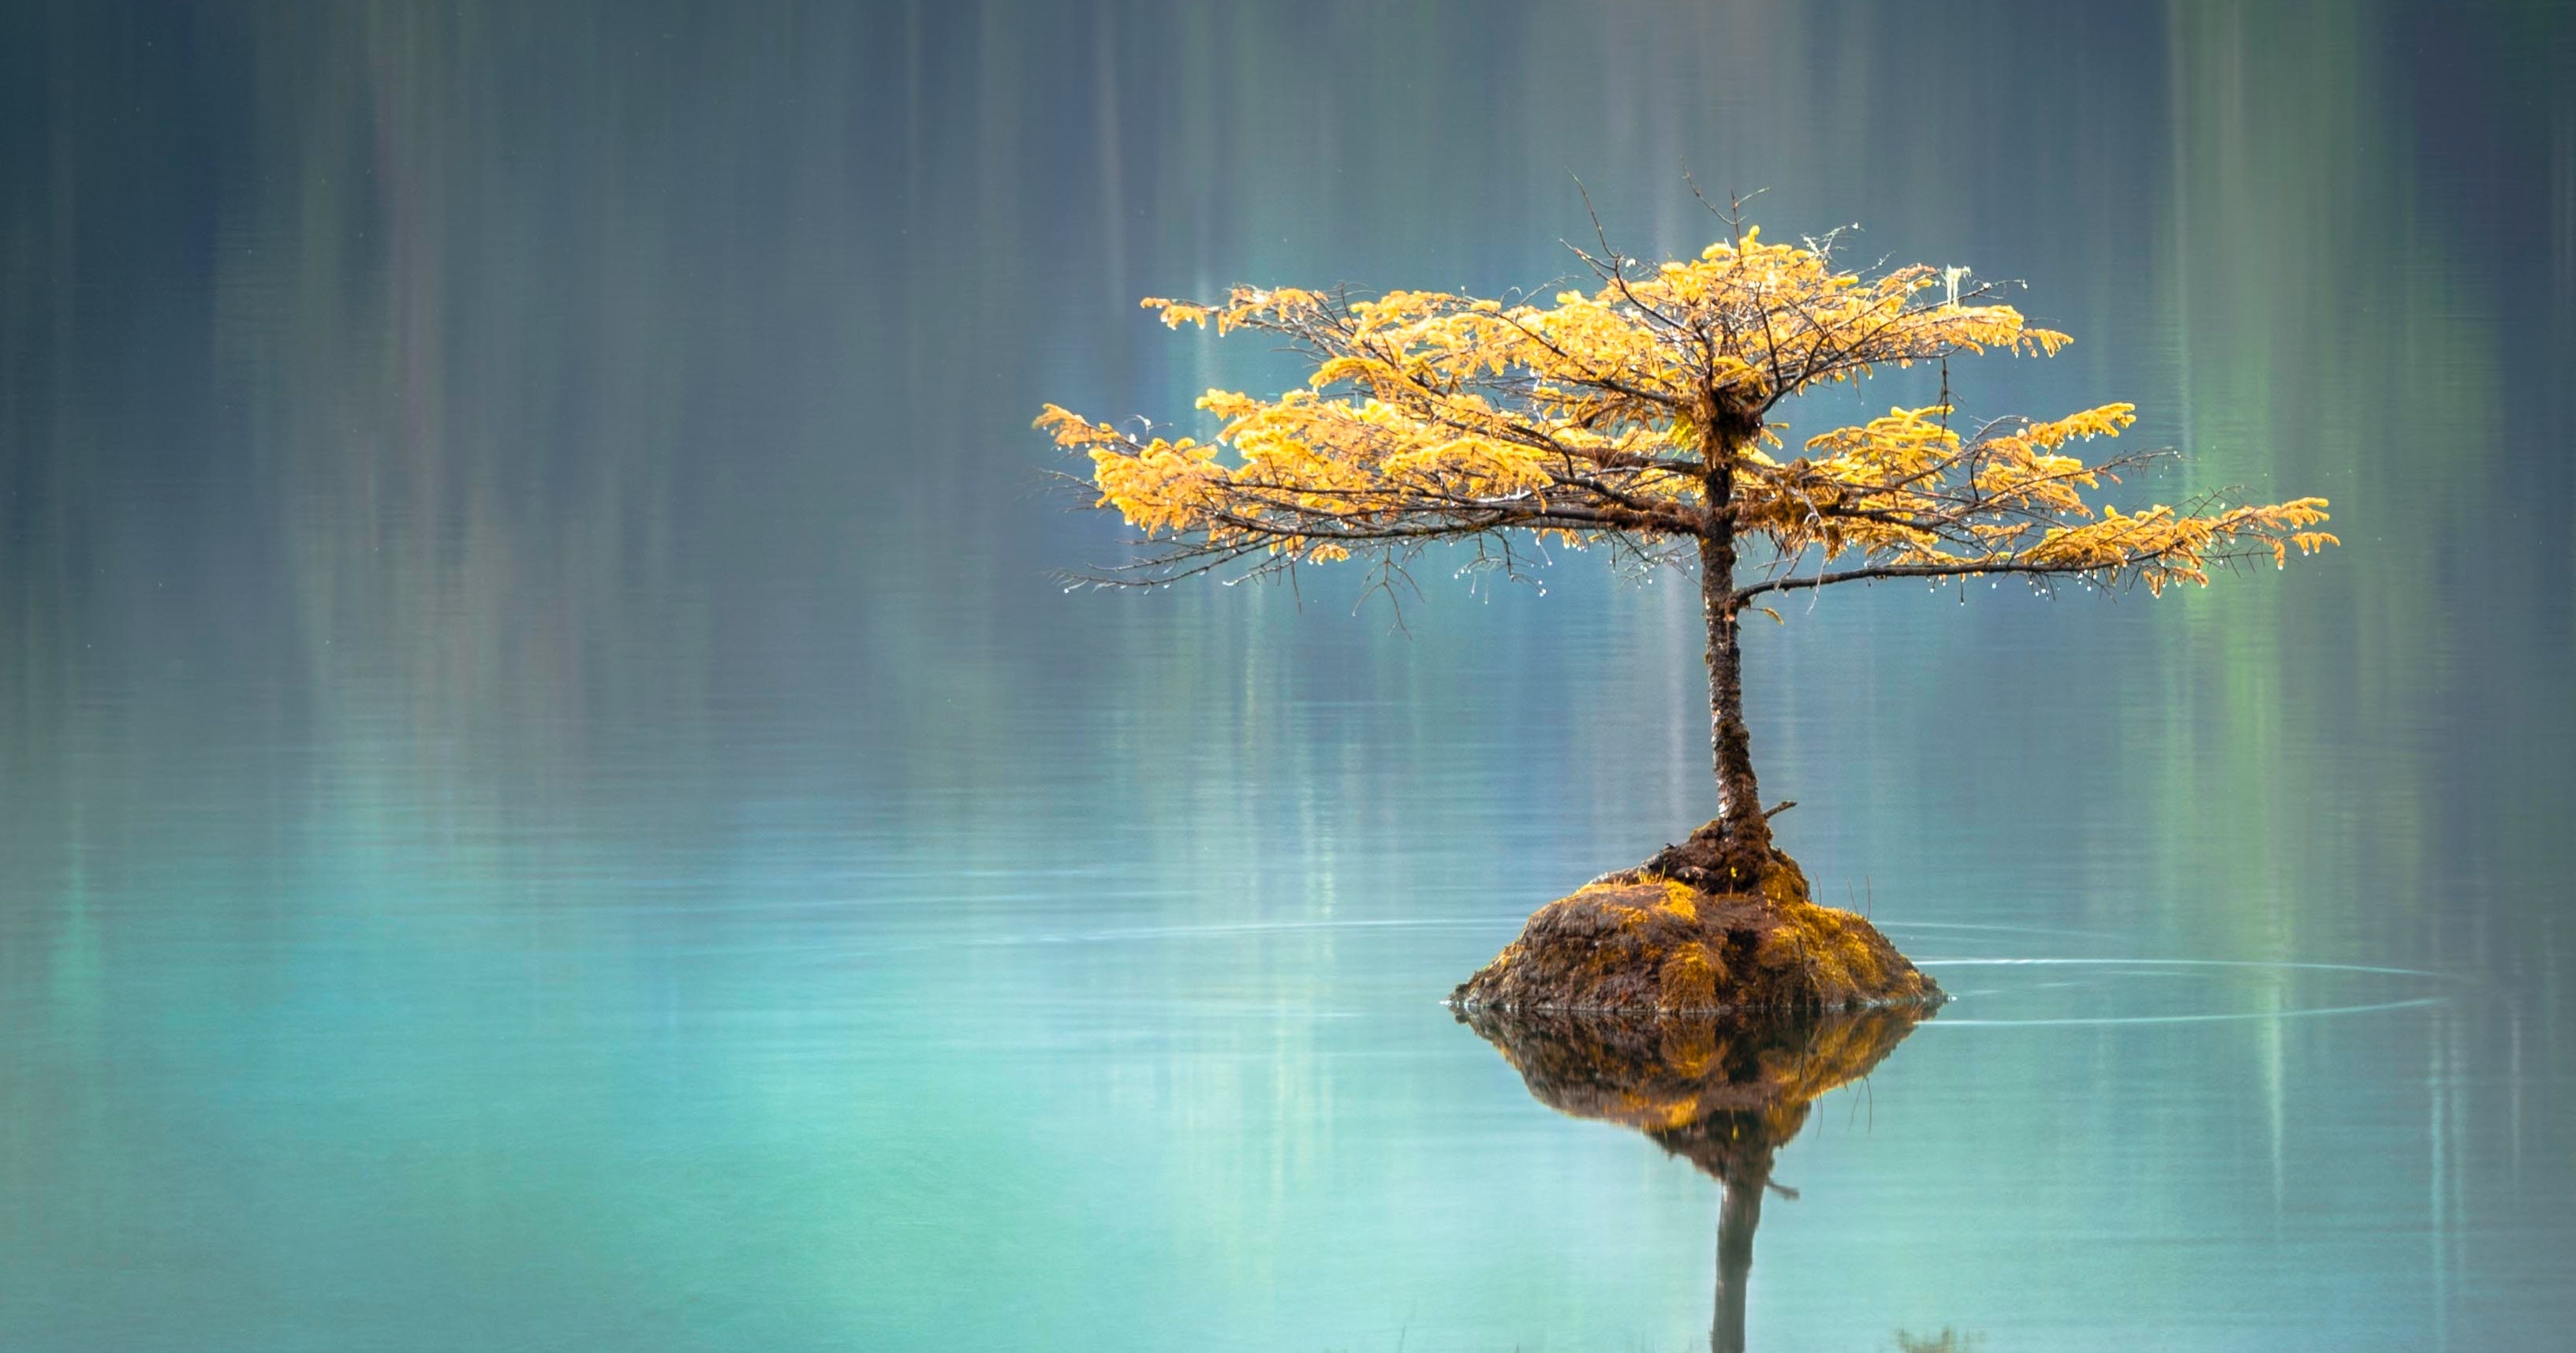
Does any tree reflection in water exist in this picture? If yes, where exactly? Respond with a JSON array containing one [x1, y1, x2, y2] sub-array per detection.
[[1458, 1004, 1931, 1353]]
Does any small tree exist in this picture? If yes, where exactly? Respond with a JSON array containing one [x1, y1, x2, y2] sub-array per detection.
[[1041, 217, 2335, 891]]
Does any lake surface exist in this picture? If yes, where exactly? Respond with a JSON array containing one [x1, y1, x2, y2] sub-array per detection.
[[3, 2, 2572, 1349]]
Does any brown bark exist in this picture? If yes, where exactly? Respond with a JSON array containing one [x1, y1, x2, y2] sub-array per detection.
[[1644, 428, 1774, 891], [1699, 529, 1766, 851]]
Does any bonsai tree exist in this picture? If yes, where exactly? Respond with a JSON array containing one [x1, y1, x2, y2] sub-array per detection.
[[1040, 215, 2335, 895]]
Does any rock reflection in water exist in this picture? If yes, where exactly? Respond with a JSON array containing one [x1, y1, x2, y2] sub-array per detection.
[[1458, 1004, 1930, 1353]]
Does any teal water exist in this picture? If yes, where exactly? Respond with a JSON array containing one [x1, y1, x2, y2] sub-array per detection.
[[3, 2, 2572, 1349]]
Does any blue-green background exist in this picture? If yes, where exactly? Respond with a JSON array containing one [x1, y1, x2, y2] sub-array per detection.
[[2, 2, 2570, 1349]]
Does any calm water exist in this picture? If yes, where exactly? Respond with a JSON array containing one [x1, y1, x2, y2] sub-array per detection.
[[3, 2, 2573, 1349]]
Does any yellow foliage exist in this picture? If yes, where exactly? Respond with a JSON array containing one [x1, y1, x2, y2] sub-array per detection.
[[1052, 225, 2334, 591]]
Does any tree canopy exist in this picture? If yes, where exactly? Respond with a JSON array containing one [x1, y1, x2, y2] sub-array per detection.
[[1040, 222, 2335, 599], [1042, 215, 2336, 885]]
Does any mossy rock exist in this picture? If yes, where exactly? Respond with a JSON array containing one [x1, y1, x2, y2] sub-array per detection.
[[1450, 852, 1940, 1015]]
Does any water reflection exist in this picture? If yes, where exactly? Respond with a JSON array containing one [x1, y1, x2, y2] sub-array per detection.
[[1462, 1005, 1930, 1353]]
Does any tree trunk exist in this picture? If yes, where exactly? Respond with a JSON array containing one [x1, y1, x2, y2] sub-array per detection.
[[1698, 528, 1768, 857], [1637, 420, 1774, 890], [1640, 435, 1775, 890]]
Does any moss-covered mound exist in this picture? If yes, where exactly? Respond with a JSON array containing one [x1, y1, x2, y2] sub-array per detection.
[[1450, 851, 1939, 1014], [1457, 1002, 1928, 1179]]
